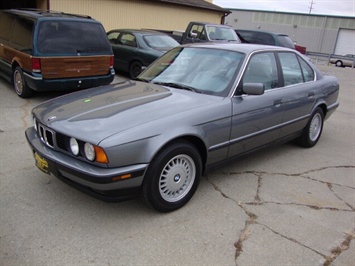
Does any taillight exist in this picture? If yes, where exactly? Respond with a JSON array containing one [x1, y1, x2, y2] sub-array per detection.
[[32, 58, 41, 73], [109, 56, 114, 68]]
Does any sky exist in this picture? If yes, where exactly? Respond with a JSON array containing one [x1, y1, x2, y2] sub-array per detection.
[[213, 0, 355, 17]]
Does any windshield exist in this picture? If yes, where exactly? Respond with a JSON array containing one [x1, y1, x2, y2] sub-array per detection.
[[139, 47, 244, 97], [144, 35, 179, 48], [206, 26, 240, 42], [37, 21, 112, 54]]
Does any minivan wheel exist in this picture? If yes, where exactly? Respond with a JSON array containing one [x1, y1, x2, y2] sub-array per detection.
[[129, 61, 143, 79], [13, 66, 33, 98], [296, 107, 324, 148], [142, 140, 202, 212]]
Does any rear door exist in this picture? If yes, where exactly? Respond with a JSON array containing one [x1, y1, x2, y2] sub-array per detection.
[[276, 52, 317, 138]]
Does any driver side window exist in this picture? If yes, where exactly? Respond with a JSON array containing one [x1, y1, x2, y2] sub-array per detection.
[[242, 52, 279, 90]]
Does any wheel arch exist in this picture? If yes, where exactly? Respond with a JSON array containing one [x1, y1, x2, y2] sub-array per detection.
[[314, 103, 327, 117], [10, 60, 21, 81], [152, 135, 208, 173]]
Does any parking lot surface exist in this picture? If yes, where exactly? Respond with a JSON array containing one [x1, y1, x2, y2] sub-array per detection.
[[0, 65, 354, 265]]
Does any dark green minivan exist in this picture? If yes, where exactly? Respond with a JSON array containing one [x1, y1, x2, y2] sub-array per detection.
[[0, 9, 115, 98]]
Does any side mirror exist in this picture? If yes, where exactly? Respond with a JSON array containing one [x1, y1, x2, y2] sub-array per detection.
[[189, 32, 198, 38], [243, 83, 265, 95]]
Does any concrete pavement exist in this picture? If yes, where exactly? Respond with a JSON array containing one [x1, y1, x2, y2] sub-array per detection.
[[0, 65, 354, 265]]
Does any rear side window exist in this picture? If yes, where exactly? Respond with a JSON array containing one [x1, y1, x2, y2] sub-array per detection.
[[107, 31, 120, 44], [299, 57, 315, 82], [11, 18, 33, 53], [278, 52, 304, 86], [0, 12, 15, 40], [37, 21, 111, 55]]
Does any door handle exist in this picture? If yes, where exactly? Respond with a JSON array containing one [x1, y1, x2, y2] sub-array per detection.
[[274, 99, 282, 105]]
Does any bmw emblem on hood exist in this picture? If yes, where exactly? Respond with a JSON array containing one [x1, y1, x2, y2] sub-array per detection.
[[47, 116, 57, 122]]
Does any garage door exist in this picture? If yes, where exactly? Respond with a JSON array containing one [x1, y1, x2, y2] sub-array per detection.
[[334, 28, 355, 55]]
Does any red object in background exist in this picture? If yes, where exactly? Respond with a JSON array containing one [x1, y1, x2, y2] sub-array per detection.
[[295, 44, 307, 54]]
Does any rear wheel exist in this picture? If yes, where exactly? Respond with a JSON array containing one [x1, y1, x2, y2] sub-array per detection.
[[297, 107, 324, 148], [13, 66, 33, 98], [129, 61, 143, 79], [142, 140, 202, 212]]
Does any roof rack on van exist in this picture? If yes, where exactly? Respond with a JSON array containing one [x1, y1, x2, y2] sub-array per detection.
[[15, 8, 92, 19]]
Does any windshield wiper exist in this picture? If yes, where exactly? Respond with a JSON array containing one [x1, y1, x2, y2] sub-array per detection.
[[152, 82, 201, 93]]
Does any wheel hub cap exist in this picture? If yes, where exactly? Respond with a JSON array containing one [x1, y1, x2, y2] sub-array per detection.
[[174, 174, 181, 183], [159, 154, 196, 202]]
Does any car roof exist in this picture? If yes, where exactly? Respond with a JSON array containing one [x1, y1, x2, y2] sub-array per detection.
[[181, 42, 293, 54], [236, 29, 289, 37], [108, 29, 168, 35], [2, 9, 93, 21]]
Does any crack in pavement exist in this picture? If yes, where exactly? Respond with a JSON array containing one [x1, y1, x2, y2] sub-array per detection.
[[205, 165, 355, 265], [324, 230, 355, 266]]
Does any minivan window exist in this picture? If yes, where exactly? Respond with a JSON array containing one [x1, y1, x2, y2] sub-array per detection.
[[277, 35, 295, 49], [11, 18, 33, 53], [0, 13, 15, 40], [254, 32, 274, 45], [37, 21, 112, 54]]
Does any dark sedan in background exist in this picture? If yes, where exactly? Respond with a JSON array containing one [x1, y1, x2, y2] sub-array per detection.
[[26, 43, 339, 212], [107, 29, 179, 78]]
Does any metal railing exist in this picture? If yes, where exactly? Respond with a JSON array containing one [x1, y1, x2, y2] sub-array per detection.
[[306, 52, 355, 68]]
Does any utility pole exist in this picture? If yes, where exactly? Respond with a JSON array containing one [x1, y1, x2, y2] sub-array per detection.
[[309, 0, 315, 14]]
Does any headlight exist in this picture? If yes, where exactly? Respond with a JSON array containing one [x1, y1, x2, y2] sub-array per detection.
[[84, 142, 95, 161], [69, 138, 79, 156]]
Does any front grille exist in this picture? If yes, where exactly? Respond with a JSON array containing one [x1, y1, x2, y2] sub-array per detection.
[[56, 132, 68, 150], [38, 124, 55, 148], [35, 123, 105, 165], [37, 123, 79, 155]]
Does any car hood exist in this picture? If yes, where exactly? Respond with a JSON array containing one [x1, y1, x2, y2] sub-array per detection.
[[33, 80, 219, 144]]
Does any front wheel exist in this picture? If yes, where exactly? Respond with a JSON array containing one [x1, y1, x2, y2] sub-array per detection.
[[142, 140, 202, 212], [296, 107, 324, 148], [13, 66, 33, 98]]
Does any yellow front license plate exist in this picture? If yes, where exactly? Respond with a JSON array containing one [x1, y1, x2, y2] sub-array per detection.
[[34, 152, 49, 174]]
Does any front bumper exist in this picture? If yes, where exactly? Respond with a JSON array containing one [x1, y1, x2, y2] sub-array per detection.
[[25, 127, 147, 201]]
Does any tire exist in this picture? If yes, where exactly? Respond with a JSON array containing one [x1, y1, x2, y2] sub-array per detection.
[[13, 66, 33, 98], [335, 60, 343, 67], [142, 140, 202, 212], [296, 107, 324, 148], [129, 61, 143, 79]]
